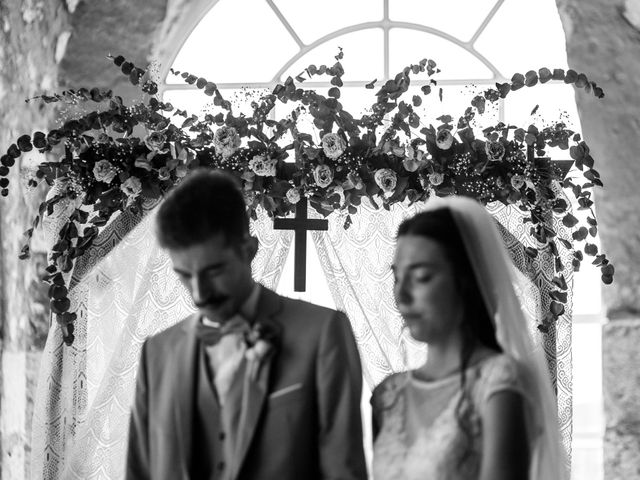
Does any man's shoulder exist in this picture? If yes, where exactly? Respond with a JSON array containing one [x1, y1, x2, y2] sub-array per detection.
[[143, 314, 195, 350], [270, 289, 343, 323], [260, 287, 348, 338]]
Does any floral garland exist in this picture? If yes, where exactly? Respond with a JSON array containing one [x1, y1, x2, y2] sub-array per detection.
[[0, 51, 613, 345]]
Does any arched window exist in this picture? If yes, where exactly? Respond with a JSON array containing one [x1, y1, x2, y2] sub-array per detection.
[[160, 1, 603, 477]]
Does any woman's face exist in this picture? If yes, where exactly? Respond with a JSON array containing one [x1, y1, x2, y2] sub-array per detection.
[[392, 235, 465, 344]]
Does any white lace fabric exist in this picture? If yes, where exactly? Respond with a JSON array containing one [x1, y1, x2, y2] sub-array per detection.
[[371, 354, 525, 480], [29, 198, 572, 479]]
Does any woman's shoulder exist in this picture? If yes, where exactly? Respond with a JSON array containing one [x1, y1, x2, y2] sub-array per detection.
[[476, 353, 525, 401], [373, 371, 408, 395], [371, 372, 409, 406]]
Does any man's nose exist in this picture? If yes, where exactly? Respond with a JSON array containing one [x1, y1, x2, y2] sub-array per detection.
[[191, 276, 211, 305]]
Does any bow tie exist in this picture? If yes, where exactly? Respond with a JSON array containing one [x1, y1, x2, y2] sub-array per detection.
[[195, 315, 251, 346]]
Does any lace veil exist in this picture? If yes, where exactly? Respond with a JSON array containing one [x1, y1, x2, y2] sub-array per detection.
[[428, 195, 568, 480]]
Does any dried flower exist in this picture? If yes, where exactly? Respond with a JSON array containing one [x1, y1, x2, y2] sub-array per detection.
[[214, 126, 241, 159], [428, 172, 445, 186], [144, 131, 168, 153], [321, 133, 346, 159], [249, 154, 277, 177], [313, 164, 334, 188], [436, 129, 454, 150], [120, 176, 142, 199], [374, 168, 398, 194], [286, 188, 301, 204], [510, 174, 526, 190], [485, 141, 506, 161], [92, 160, 117, 184]]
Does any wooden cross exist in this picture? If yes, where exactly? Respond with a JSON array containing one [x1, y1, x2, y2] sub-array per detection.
[[273, 200, 328, 291]]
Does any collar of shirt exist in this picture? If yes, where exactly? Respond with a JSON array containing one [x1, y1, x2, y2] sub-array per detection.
[[201, 282, 261, 328]]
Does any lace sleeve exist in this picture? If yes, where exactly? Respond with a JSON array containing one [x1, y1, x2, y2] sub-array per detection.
[[371, 372, 406, 435], [478, 355, 527, 407]]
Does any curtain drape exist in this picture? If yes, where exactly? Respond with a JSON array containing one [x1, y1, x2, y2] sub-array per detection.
[[30, 207, 292, 479]]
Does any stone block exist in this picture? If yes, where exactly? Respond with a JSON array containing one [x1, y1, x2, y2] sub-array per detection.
[[603, 319, 640, 479]]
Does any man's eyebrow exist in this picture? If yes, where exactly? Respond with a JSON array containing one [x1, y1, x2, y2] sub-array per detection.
[[173, 262, 225, 276]]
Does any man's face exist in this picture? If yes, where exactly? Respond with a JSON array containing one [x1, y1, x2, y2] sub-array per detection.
[[168, 233, 257, 323]]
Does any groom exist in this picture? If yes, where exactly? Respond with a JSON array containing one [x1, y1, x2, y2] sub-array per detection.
[[126, 169, 367, 480]]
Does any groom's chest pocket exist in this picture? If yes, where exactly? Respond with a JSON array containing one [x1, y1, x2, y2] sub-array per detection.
[[267, 383, 306, 409]]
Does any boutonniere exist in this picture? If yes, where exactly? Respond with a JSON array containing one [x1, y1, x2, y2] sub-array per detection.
[[244, 319, 281, 380]]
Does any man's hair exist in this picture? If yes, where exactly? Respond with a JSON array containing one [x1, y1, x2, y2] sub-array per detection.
[[156, 168, 249, 249]]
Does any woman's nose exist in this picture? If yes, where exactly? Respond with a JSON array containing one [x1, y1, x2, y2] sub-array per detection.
[[394, 276, 412, 306]]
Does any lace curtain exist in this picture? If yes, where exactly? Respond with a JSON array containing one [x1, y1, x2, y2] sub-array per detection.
[[30, 206, 292, 479], [30, 198, 573, 479]]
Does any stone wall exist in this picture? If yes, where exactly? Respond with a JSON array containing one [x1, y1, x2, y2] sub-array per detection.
[[556, 0, 640, 478], [0, 0, 199, 477], [0, 1, 70, 478]]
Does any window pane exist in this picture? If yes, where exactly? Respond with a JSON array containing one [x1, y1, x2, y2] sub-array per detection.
[[389, 0, 499, 42], [273, 0, 383, 44], [389, 29, 494, 80], [281, 29, 384, 82], [474, 0, 569, 77], [572, 321, 604, 480], [169, 0, 299, 83]]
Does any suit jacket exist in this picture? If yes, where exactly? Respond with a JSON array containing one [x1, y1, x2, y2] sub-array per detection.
[[126, 286, 367, 480]]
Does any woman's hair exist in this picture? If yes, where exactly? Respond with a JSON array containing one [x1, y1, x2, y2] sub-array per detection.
[[397, 207, 502, 454]]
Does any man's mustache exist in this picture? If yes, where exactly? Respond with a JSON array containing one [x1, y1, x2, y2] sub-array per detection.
[[195, 294, 228, 309]]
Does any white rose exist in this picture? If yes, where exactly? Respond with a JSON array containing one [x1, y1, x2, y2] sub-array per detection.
[[485, 141, 506, 161], [120, 176, 142, 199], [374, 168, 398, 194], [249, 154, 277, 177], [436, 129, 454, 150], [144, 131, 168, 153], [214, 126, 241, 159], [510, 174, 526, 190], [313, 164, 334, 188], [286, 188, 301, 204], [321, 133, 346, 159], [428, 172, 445, 186], [92, 159, 117, 184]]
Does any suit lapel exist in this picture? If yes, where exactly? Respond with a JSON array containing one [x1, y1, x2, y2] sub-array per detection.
[[173, 314, 200, 474], [230, 286, 282, 480]]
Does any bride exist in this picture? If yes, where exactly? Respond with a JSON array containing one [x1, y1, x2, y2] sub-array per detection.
[[371, 196, 567, 480]]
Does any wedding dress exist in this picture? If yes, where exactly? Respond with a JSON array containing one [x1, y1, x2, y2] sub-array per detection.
[[371, 354, 526, 480], [370, 196, 567, 480]]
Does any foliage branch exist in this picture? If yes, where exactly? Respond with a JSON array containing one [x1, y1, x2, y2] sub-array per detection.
[[0, 51, 613, 344]]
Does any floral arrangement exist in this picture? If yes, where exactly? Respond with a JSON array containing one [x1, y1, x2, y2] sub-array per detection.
[[0, 51, 613, 344]]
